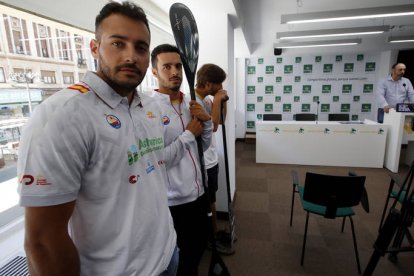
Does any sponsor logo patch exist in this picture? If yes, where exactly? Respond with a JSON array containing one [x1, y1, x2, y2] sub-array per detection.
[[36, 175, 50, 185], [20, 175, 34, 185], [146, 159, 155, 174], [106, 114, 121, 129], [162, 115, 170, 125], [129, 175, 140, 184], [147, 111, 156, 119], [127, 137, 163, 165], [128, 144, 139, 165]]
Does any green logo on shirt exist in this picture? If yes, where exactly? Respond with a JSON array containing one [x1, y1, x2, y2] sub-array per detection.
[[128, 137, 164, 165]]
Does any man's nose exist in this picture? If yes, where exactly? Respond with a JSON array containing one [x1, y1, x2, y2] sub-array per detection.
[[125, 46, 138, 63], [171, 66, 180, 76]]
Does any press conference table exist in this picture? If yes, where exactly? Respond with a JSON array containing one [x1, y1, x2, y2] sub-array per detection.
[[256, 120, 387, 168]]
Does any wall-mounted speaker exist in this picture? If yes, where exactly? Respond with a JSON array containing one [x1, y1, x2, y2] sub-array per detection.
[[274, 48, 282, 56]]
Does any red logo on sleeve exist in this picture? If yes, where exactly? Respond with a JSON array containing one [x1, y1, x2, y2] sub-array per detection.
[[20, 175, 34, 185]]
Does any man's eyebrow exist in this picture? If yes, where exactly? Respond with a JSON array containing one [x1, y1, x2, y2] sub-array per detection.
[[108, 34, 149, 47], [162, 62, 182, 67], [108, 34, 128, 40]]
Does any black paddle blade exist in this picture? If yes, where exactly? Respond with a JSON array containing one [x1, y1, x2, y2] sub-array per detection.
[[169, 2, 199, 100]]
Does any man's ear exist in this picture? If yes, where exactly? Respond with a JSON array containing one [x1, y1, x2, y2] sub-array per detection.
[[90, 39, 99, 59], [205, 82, 213, 92], [152, 68, 158, 77]]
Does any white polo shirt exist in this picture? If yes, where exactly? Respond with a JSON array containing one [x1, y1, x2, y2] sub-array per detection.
[[17, 72, 176, 276], [197, 94, 218, 169], [149, 91, 213, 206]]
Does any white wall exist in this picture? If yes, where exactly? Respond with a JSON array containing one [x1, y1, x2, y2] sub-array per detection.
[[184, 1, 237, 212]]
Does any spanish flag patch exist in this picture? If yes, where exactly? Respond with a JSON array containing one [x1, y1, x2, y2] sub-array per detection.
[[67, 84, 90, 93]]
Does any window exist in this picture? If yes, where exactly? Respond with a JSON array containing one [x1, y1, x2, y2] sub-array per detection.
[[3, 15, 31, 55], [11, 68, 34, 83], [0, 118, 28, 228], [41, 70, 56, 84], [0, 4, 95, 231], [74, 34, 87, 68], [0, 68, 5, 83], [78, 73, 85, 82], [56, 29, 72, 61], [33, 23, 54, 58], [62, 72, 74, 84]]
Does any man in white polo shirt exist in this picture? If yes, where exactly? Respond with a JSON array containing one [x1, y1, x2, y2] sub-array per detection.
[[17, 2, 180, 275], [150, 44, 213, 276]]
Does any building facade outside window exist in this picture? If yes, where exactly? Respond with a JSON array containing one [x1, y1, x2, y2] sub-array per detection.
[[32, 23, 54, 58], [62, 71, 74, 84], [11, 68, 33, 83], [78, 73, 85, 82], [0, 68, 5, 83], [3, 15, 31, 55], [41, 70, 56, 84], [56, 29, 72, 61]]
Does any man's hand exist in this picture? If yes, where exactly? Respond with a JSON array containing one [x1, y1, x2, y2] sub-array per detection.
[[384, 105, 390, 113], [214, 90, 229, 102], [189, 100, 210, 122], [186, 118, 203, 137]]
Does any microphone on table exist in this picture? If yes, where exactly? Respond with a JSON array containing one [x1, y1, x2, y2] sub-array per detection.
[[316, 101, 320, 124]]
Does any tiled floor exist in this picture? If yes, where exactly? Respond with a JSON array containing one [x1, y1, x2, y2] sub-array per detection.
[[200, 141, 413, 275]]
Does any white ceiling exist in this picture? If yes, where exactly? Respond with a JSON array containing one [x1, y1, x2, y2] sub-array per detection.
[[149, 0, 414, 54], [3, 0, 414, 55]]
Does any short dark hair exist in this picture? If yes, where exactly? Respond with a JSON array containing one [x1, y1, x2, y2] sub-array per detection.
[[95, 1, 150, 39], [151, 44, 180, 68], [196, 64, 227, 86]]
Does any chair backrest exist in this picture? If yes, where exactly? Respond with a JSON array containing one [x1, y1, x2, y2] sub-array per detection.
[[295, 113, 316, 121], [303, 172, 366, 218], [328, 113, 350, 121], [263, 114, 282, 121]]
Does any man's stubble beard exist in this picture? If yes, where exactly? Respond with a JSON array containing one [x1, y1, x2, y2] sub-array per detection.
[[98, 58, 143, 93]]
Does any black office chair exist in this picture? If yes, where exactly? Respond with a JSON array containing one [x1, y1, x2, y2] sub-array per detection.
[[328, 113, 350, 121], [290, 171, 368, 274], [295, 113, 316, 121], [263, 114, 282, 121]]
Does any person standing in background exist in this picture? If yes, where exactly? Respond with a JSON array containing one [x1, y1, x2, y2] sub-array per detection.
[[151, 44, 213, 276], [195, 63, 235, 255], [18, 2, 179, 275], [376, 62, 414, 123]]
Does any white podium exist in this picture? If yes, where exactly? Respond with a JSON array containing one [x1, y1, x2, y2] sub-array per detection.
[[383, 109, 414, 172]]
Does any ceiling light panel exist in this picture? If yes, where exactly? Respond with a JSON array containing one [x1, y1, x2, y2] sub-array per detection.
[[276, 26, 389, 40], [281, 5, 414, 24]]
